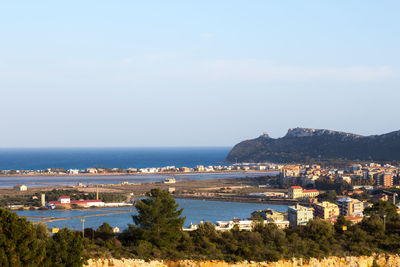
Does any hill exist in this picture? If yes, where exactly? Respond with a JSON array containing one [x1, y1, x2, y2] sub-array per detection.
[[226, 128, 400, 163]]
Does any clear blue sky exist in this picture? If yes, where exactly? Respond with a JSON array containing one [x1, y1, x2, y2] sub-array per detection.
[[1, 1, 399, 147]]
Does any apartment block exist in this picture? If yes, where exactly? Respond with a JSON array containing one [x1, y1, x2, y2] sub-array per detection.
[[288, 204, 314, 227]]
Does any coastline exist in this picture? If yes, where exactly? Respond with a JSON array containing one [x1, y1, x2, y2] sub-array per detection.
[[0, 170, 278, 178]]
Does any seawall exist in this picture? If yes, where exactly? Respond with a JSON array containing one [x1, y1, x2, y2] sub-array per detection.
[[85, 254, 400, 267]]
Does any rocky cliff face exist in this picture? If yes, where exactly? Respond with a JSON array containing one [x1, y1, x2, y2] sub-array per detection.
[[285, 128, 362, 140], [226, 128, 400, 163], [85, 254, 400, 267]]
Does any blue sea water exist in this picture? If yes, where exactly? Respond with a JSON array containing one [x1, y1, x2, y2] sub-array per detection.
[[0, 147, 231, 170]]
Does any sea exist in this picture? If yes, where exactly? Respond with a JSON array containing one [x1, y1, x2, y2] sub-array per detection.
[[0, 147, 231, 170], [3, 148, 285, 230]]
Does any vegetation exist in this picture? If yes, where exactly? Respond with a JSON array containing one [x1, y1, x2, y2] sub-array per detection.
[[317, 190, 338, 203], [0, 195, 41, 208], [88, 190, 400, 262], [4, 189, 400, 265], [315, 177, 351, 195], [0, 208, 83, 267]]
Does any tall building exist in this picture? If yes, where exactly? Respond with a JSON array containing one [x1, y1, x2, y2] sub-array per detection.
[[314, 201, 340, 219], [377, 173, 393, 187], [337, 197, 364, 217], [288, 204, 314, 227]]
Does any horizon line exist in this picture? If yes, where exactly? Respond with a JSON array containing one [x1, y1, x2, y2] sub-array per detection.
[[0, 146, 232, 149]]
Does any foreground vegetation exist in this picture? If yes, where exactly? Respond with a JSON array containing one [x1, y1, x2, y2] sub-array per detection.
[[3, 189, 400, 266]]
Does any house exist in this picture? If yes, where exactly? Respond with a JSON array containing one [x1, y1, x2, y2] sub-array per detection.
[[194, 165, 205, 172], [168, 187, 176, 193], [215, 218, 253, 231], [67, 169, 80, 175], [180, 167, 191, 172], [13, 184, 27, 191], [164, 178, 176, 184], [86, 168, 98, 174]]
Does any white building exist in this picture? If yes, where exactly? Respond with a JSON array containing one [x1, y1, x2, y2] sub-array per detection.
[[67, 169, 80, 175], [13, 184, 27, 191], [288, 204, 314, 227], [164, 178, 176, 184], [59, 196, 71, 204], [215, 219, 253, 231]]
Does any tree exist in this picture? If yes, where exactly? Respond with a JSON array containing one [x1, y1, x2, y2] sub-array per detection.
[[0, 208, 46, 267], [131, 188, 186, 249], [318, 190, 337, 203], [96, 222, 114, 241], [46, 228, 84, 267]]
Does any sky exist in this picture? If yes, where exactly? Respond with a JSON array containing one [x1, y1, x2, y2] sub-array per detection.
[[0, 1, 399, 147]]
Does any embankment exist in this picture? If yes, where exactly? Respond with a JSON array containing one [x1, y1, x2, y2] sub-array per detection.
[[85, 254, 400, 267]]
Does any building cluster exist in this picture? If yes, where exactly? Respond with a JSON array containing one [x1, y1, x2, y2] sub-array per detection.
[[0, 163, 277, 176], [287, 196, 364, 227], [279, 163, 400, 188]]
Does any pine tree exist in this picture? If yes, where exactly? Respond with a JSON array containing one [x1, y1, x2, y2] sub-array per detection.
[[131, 188, 186, 249], [46, 228, 84, 267]]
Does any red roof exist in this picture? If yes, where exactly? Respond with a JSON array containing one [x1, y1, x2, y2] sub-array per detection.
[[70, 200, 102, 204], [303, 189, 319, 193], [291, 186, 303, 189], [59, 196, 70, 199]]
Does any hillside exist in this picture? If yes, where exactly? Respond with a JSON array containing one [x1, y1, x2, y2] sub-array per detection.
[[227, 128, 400, 163]]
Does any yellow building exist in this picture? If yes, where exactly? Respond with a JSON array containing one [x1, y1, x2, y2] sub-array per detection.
[[288, 186, 303, 199], [302, 189, 319, 198], [314, 201, 340, 219], [288, 186, 319, 199]]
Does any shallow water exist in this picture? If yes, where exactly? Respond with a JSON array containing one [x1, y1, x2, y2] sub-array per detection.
[[16, 198, 288, 230]]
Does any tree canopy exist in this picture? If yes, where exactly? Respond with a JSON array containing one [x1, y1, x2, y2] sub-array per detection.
[[131, 188, 186, 250], [0, 208, 46, 267]]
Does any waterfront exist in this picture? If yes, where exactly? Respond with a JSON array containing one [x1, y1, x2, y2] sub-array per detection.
[[0, 171, 278, 187], [16, 198, 288, 230]]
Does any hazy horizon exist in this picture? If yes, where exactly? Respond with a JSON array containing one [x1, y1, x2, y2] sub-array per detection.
[[1, 1, 399, 147]]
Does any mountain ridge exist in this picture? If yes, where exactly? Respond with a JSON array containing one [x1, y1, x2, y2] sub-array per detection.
[[227, 128, 400, 163]]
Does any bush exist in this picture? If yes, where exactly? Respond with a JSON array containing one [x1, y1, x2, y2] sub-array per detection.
[[0, 208, 46, 267]]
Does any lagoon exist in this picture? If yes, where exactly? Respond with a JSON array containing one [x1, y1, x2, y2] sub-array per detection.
[[16, 198, 288, 231]]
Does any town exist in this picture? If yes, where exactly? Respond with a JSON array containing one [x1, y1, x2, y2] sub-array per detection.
[[3, 161, 400, 234]]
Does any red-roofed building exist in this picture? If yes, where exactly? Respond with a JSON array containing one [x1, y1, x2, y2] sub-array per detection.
[[288, 186, 303, 199], [288, 186, 319, 199], [47, 197, 104, 209], [59, 196, 71, 204], [302, 189, 319, 198]]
